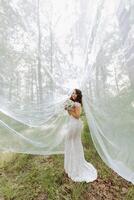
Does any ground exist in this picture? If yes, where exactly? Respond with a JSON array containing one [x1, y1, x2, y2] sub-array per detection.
[[0, 116, 134, 200]]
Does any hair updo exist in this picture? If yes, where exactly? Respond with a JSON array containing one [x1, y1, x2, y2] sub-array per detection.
[[70, 88, 83, 106]]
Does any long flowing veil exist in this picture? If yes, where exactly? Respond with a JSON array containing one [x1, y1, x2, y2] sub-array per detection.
[[0, 0, 134, 184]]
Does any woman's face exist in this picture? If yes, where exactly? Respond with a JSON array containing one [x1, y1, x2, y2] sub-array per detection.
[[71, 90, 77, 100]]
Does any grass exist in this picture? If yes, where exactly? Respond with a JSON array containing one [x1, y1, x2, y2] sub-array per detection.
[[0, 114, 134, 200]]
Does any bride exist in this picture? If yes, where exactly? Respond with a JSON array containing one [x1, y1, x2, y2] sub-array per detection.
[[64, 89, 98, 183]]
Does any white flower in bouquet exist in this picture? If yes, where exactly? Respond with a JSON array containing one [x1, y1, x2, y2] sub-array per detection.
[[64, 99, 75, 111]]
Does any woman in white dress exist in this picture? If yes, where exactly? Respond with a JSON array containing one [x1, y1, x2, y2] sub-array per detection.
[[64, 89, 98, 183]]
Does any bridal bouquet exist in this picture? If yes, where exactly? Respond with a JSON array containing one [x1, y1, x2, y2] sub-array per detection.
[[64, 99, 75, 111]]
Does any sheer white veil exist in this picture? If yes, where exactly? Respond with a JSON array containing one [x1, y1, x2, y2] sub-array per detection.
[[0, 0, 134, 184]]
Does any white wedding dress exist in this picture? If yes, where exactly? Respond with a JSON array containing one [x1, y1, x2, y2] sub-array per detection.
[[64, 102, 98, 183]]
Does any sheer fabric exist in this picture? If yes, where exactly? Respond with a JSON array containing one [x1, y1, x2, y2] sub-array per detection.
[[0, 0, 134, 184]]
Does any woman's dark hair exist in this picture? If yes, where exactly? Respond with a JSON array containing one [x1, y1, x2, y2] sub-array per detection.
[[70, 88, 83, 106]]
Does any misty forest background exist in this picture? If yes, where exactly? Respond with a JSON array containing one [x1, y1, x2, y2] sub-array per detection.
[[0, 1, 134, 200]]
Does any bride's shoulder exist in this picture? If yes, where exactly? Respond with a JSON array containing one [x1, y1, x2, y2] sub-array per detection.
[[74, 102, 81, 108]]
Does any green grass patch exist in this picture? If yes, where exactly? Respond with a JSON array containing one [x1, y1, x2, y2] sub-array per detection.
[[0, 115, 133, 200]]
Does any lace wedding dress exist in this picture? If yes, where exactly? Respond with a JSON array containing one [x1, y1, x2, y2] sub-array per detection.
[[64, 102, 98, 183]]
